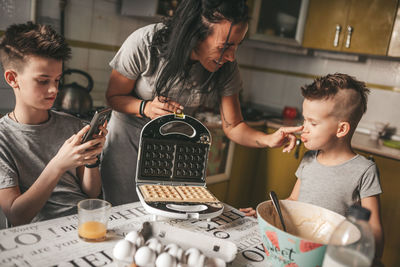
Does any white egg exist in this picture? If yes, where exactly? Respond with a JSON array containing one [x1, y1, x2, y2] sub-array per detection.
[[155, 252, 177, 267], [165, 243, 183, 261], [146, 237, 164, 255], [205, 257, 226, 267], [113, 239, 136, 263], [135, 246, 156, 266], [197, 254, 206, 267], [125, 230, 144, 247], [187, 254, 206, 267], [185, 248, 203, 267]]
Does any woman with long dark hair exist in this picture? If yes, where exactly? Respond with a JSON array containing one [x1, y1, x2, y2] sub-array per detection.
[[101, 0, 302, 205]]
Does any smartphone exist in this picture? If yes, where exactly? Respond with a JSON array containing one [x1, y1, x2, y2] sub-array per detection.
[[81, 107, 112, 143]]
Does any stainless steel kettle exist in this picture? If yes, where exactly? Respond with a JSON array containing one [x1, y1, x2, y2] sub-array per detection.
[[55, 69, 94, 116]]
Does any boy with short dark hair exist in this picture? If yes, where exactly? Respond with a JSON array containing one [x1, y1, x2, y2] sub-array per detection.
[[0, 22, 107, 226], [241, 73, 384, 260]]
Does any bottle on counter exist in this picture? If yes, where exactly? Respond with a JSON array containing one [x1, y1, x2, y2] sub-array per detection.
[[322, 205, 375, 267]]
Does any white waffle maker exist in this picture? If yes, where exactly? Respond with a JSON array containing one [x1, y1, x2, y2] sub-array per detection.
[[136, 113, 224, 219]]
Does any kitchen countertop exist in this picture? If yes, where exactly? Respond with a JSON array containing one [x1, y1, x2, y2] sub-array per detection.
[[351, 132, 400, 161]]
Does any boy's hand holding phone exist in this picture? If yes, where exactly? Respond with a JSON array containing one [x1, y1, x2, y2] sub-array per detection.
[[81, 108, 111, 144], [51, 115, 109, 172]]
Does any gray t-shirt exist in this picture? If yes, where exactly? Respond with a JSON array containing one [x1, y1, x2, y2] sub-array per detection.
[[0, 111, 88, 223], [295, 150, 382, 215]]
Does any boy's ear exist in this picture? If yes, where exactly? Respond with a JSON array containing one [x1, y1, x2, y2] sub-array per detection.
[[337, 121, 351, 138], [4, 70, 19, 89]]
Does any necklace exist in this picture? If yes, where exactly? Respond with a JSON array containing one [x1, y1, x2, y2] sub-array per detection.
[[12, 110, 19, 123]]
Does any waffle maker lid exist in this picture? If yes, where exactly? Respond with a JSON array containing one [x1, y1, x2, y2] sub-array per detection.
[[136, 113, 211, 185]]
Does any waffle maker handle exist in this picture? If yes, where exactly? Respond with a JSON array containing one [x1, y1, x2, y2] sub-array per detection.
[[140, 114, 211, 143]]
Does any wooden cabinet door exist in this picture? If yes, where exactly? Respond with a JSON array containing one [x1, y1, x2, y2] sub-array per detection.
[[302, 0, 351, 51], [370, 155, 400, 267], [303, 0, 398, 55], [344, 0, 398, 55], [356, 150, 400, 267], [225, 144, 263, 208]]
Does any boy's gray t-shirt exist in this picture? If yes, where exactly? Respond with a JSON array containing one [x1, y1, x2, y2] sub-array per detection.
[[296, 150, 382, 215], [0, 111, 88, 223]]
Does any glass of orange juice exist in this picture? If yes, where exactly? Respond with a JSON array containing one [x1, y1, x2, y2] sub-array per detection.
[[77, 199, 111, 242]]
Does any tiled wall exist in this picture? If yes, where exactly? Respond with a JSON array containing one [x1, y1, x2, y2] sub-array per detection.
[[62, 0, 152, 107], [1, 0, 399, 137]]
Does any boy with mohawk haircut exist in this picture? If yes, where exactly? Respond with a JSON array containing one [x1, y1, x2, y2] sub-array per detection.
[[0, 22, 107, 226], [241, 73, 384, 261], [290, 73, 383, 259]]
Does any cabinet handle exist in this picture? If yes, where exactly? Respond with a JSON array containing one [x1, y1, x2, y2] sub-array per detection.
[[333, 24, 342, 47], [345, 25, 353, 48]]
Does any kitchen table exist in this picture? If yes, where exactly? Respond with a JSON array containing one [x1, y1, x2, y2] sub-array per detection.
[[0, 202, 268, 266]]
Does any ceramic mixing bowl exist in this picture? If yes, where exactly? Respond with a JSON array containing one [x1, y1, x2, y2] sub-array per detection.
[[257, 200, 348, 267]]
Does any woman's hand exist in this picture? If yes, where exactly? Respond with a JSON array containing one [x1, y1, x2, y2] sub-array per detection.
[[51, 124, 108, 172], [144, 96, 184, 119], [268, 125, 303, 152]]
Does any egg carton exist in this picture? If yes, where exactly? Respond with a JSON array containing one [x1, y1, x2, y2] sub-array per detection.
[[113, 221, 238, 266], [136, 114, 224, 220]]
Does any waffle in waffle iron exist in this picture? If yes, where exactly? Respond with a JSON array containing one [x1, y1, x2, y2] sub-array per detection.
[[139, 184, 218, 203]]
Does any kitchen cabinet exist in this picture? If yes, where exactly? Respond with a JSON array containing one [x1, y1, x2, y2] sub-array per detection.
[[248, 0, 309, 46], [223, 143, 263, 208], [206, 126, 234, 203], [302, 0, 398, 55], [388, 6, 400, 56], [207, 124, 266, 208], [207, 181, 229, 203], [356, 150, 400, 267], [249, 128, 306, 208], [208, 143, 262, 207]]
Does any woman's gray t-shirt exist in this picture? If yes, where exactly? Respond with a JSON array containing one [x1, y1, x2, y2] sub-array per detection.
[[0, 111, 87, 223], [296, 150, 382, 215]]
